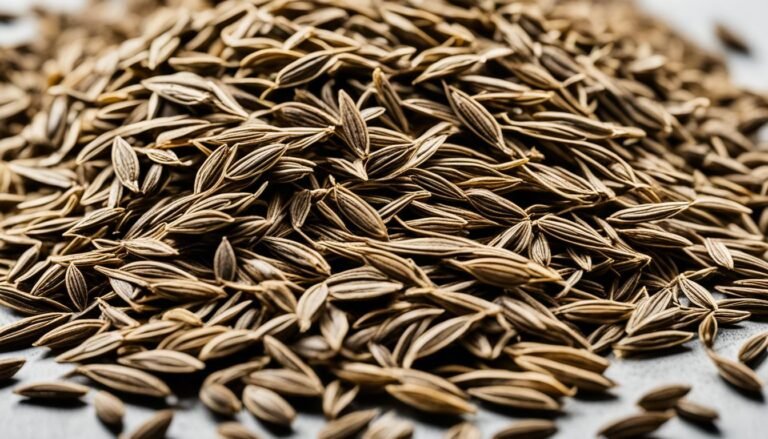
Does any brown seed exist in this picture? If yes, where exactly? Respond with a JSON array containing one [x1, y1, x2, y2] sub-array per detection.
[[124, 409, 173, 439], [444, 422, 481, 439], [57, 331, 123, 363], [13, 380, 89, 399], [112, 136, 141, 192], [0, 356, 25, 381], [322, 380, 359, 420], [738, 332, 768, 365], [76, 364, 171, 398], [385, 383, 475, 415], [674, 399, 719, 424], [200, 383, 242, 416], [707, 349, 764, 393], [217, 422, 262, 439], [597, 411, 674, 439], [242, 385, 296, 426], [94, 391, 125, 427], [467, 386, 560, 411], [318, 409, 379, 439], [362, 411, 413, 439], [637, 384, 691, 410], [715, 22, 751, 53], [1, 0, 768, 437], [118, 349, 205, 374], [492, 419, 557, 439], [35, 319, 106, 350]]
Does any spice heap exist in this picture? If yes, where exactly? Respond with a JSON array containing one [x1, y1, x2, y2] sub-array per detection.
[[0, 0, 767, 438]]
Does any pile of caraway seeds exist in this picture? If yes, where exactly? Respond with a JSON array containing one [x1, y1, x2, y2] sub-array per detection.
[[1, 0, 768, 438]]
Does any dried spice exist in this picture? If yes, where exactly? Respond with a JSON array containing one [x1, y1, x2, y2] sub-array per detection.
[[0, 0, 767, 436]]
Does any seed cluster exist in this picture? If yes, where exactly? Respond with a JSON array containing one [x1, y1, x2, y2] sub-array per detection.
[[0, 0, 767, 438]]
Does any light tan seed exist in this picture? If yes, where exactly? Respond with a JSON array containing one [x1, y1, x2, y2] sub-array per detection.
[[444, 422, 481, 439], [13, 380, 89, 399], [242, 385, 296, 426], [124, 409, 173, 439], [112, 136, 140, 192], [362, 411, 413, 439], [217, 422, 262, 439], [318, 409, 379, 439], [200, 383, 242, 416], [118, 349, 205, 373], [57, 331, 123, 363], [76, 364, 171, 398], [385, 383, 475, 415], [468, 386, 560, 411], [296, 282, 330, 332], [94, 391, 125, 427]]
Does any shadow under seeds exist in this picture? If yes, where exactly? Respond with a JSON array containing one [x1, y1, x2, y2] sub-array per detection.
[[0, 377, 19, 389], [679, 418, 721, 435], [474, 401, 562, 419], [18, 398, 87, 409]]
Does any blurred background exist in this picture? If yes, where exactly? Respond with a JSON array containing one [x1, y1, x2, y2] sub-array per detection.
[[1, 0, 766, 89]]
